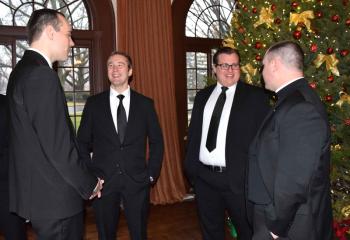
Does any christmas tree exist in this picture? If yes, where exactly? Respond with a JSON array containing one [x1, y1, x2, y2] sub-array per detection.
[[223, 0, 350, 238]]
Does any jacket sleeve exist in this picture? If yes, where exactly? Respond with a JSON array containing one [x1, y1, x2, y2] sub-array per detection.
[[25, 67, 97, 200], [264, 102, 328, 236], [146, 99, 164, 180]]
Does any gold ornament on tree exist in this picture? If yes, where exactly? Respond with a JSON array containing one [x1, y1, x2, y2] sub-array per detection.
[[336, 91, 350, 107], [313, 53, 340, 76], [241, 63, 258, 84], [254, 7, 275, 29], [289, 10, 315, 32]]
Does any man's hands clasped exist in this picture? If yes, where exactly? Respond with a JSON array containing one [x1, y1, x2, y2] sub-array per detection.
[[89, 178, 104, 200]]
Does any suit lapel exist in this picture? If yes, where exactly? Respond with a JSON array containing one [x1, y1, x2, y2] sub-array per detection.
[[102, 91, 119, 139], [123, 90, 138, 143]]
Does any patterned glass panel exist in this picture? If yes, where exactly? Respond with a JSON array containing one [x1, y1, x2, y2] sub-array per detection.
[[186, 0, 236, 38]]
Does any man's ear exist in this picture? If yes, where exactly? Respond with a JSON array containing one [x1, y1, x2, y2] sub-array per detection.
[[128, 68, 133, 77], [44, 25, 55, 41]]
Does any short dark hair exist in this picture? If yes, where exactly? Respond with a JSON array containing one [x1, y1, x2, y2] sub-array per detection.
[[266, 41, 304, 71], [108, 51, 133, 69], [213, 47, 240, 65], [27, 9, 65, 45]]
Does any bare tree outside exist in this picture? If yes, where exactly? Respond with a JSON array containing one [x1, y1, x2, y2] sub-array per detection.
[[0, 0, 91, 129]]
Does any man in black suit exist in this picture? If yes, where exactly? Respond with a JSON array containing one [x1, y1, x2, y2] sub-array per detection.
[[6, 9, 103, 239], [247, 41, 333, 240], [184, 47, 270, 240], [77, 51, 164, 240], [0, 94, 26, 240]]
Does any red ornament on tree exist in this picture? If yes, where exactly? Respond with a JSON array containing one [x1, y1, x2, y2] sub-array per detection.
[[243, 6, 248, 12], [255, 42, 263, 49], [344, 119, 350, 126], [327, 75, 334, 83], [340, 49, 350, 56], [238, 26, 245, 33], [293, 30, 302, 40], [346, 18, 350, 26], [255, 54, 262, 61], [325, 94, 333, 102], [271, 4, 276, 11], [327, 47, 334, 54], [343, 0, 349, 6], [310, 43, 318, 53], [315, 11, 323, 18], [331, 15, 340, 22], [252, 8, 257, 14], [291, 2, 299, 8], [309, 82, 317, 89], [274, 18, 282, 24]]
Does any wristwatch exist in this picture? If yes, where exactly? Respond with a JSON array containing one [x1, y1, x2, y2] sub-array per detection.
[[149, 176, 154, 183]]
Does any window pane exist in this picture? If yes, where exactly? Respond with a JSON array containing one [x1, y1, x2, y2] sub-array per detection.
[[196, 53, 207, 68], [47, 0, 68, 10], [185, 0, 235, 38], [74, 68, 89, 91], [69, 1, 89, 30], [65, 92, 74, 115], [0, 2, 13, 25], [14, 3, 36, 26], [187, 90, 196, 112], [58, 68, 74, 91], [197, 69, 207, 89], [186, 52, 195, 68], [16, 40, 29, 63], [74, 48, 89, 67], [0, 0, 89, 30], [0, 43, 12, 93], [187, 69, 196, 89]]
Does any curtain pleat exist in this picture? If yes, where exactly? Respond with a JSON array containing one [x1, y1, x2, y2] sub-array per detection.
[[117, 0, 187, 204]]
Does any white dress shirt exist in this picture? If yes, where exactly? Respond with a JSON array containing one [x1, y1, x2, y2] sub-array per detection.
[[199, 83, 237, 167], [110, 86, 130, 133]]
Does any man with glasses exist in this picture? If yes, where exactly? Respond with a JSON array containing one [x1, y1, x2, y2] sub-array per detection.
[[77, 51, 164, 240], [185, 47, 270, 240]]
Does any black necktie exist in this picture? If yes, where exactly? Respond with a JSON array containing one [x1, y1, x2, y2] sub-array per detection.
[[206, 86, 228, 152], [117, 94, 127, 143]]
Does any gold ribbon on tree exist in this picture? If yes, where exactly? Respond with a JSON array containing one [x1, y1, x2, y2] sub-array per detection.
[[241, 63, 257, 84], [341, 205, 350, 218], [313, 53, 340, 76], [290, 10, 314, 32], [222, 38, 236, 49], [254, 7, 274, 29], [336, 91, 350, 107]]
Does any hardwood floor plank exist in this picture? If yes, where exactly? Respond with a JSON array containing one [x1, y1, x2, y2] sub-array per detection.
[[0, 201, 235, 240]]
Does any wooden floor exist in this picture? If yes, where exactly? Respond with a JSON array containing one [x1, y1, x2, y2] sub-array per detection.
[[1, 200, 235, 240]]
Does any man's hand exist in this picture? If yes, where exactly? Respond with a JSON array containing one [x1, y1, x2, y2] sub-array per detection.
[[270, 232, 279, 239], [89, 178, 104, 200]]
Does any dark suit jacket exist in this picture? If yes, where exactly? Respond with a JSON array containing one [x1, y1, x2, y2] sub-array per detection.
[[185, 80, 270, 194], [248, 78, 333, 239], [77, 89, 164, 191], [6, 50, 97, 220], [0, 94, 9, 192]]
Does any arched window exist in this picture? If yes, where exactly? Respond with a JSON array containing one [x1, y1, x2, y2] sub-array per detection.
[[0, 0, 115, 130], [185, 0, 235, 124]]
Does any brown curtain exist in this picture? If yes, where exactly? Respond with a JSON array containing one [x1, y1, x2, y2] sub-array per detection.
[[116, 0, 187, 204]]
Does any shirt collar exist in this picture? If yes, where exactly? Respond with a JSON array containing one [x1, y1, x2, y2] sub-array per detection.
[[110, 86, 130, 98], [216, 82, 237, 94], [28, 47, 52, 68], [275, 77, 304, 93]]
